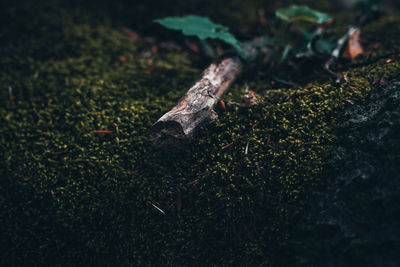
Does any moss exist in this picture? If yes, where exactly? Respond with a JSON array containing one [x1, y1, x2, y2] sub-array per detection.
[[362, 17, 400, 57], [1, 2, 400, 266]]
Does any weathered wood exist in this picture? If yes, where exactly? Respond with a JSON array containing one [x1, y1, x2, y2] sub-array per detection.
[[150, 56, 242, 147]]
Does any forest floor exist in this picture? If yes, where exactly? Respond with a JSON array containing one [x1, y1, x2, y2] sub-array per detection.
[[1, 0, 399, 266]]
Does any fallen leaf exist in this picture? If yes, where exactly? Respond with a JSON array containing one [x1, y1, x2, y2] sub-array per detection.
[[346, 28, 364, 60], [93, 130, 113, 134], [218, 99, 226, 111], [187, 179, 199, 185], [222, 141, 234, 150], [348, 85, 359, 92]]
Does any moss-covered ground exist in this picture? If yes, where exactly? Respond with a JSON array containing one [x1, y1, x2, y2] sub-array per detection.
[[1, 1, 400, 266]]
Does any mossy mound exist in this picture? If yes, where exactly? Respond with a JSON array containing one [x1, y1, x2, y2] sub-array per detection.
[[1, 2, 400, 266], [286, 78, 400, 267]]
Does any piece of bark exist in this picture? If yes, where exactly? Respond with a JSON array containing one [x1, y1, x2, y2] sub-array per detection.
[[150, 56, 242, 148]]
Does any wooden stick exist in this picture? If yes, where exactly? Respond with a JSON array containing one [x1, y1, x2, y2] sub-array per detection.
[[150, 56, 242, 148]]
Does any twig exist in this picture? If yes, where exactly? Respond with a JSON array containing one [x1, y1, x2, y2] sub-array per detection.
[[149, 36, 277, 148], [150, 56, 242, 148], [148, 201, 166, 215]]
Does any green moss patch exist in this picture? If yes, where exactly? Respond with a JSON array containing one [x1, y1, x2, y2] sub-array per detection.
[[1, 3, 400, 266]]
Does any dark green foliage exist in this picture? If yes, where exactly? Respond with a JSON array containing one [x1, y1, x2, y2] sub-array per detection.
[[1, 1, 400, 266], [154, 16, 245, 58]]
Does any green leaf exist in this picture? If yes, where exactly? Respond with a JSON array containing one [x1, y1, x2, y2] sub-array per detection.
[[154, 15, 245, 58], [275, 5, 331, 24]]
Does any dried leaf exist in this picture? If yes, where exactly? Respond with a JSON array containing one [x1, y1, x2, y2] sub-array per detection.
[[187, 179, 199, 185], [218, 99, 226, 110], [93, 130, 113, 134], [348, 85, 359, 92], [222, 141, 234, 150], [346, 28, 364, 60]]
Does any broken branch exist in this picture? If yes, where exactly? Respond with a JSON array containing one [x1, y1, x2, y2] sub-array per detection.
[[149, 37, 277, 148], [150, 56, 242, 148]]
